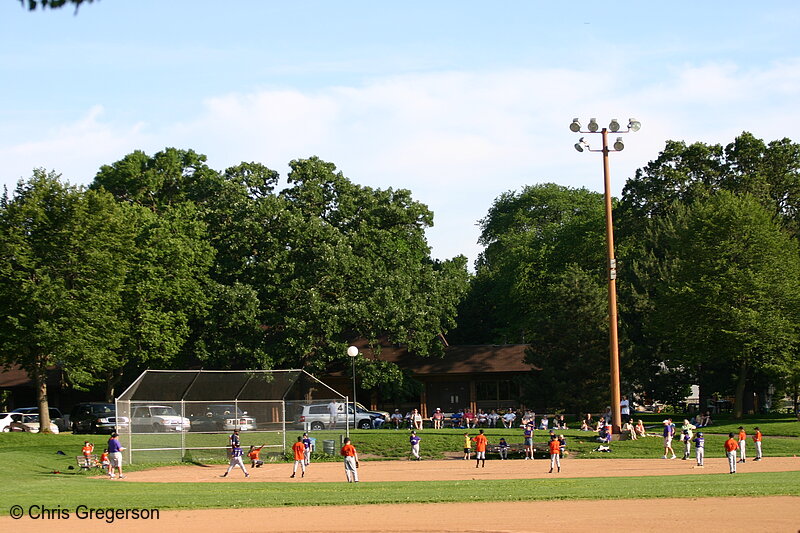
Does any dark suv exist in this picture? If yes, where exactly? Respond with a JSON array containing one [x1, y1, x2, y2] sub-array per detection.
[[70, 402, 129, 434]]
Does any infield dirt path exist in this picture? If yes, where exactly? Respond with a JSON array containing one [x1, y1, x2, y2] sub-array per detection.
[[121, 455, 800, 483], [3, 458, 800, 532]]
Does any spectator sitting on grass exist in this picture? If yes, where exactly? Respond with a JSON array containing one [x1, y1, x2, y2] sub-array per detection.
[[539, 415, 550, 430], [597, 424, 612, 443], [635, 419, 648, 437], [622, 420, 637, 440]]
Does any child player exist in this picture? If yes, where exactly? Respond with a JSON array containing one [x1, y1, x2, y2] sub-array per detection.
[[737, 426, 747, 463], [548, 434, 561, 473], [302, 432, 313, 465], [724, 432, 738, 474], [82, 441, 94, 468], [340, 437, 359, 482], [100, 448, 110, 475], [248, 444, 265, 468], [221, 441, 249, 478], [472, 429, 488, 468], [410, 430, 421, 461], [693, 431, 705, 467], [463, 432, 472, 460], [290, 436, 305, 478], [498, 437, 509, 460], [523, 423, 534, 460], [753, 427, 763, 461]]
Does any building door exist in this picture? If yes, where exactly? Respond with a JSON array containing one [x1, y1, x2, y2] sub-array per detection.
[[426, 382, 469, 413]]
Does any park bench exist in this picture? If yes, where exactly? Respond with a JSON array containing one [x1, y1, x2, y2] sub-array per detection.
[[76, 454, 101, 470]]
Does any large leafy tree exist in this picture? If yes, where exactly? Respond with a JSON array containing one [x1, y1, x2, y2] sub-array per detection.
[[630, 192, 800, 417], [618, 132, 800, 412], [93, 151, 469, 389], [0, 171, 134, 429]]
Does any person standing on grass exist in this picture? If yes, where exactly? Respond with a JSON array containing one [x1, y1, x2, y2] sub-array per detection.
[[523, 422, 535, 460], [463, 432, 472, 460], [725, 432, 738, 473], [302, 432, 313, 465], [82, 441, 94, 468], [753, 427, 763, 461], [472, 429, 488, 468], [410, 430, 421, 460], [341, 437, 359, 482], [693, 431, 705, 467], [662, 419, 676, 459], [107, 432, 125, 479], [548, 434, 561, 473], [290, 436, 305, 478], [737, 426, 747, 463]]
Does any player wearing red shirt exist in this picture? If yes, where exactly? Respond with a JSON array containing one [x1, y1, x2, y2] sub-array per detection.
[[753, 427, 763, 461], [291, 437, 305, 478], [724, 433, 738, 473], [548, 436, 561, 473], [737, 427, 747, 463], [472, 430, 489, 468], [340, 438, 359, 482]]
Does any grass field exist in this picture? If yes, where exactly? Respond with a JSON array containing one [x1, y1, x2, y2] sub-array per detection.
[[1, 413, 798, 516]]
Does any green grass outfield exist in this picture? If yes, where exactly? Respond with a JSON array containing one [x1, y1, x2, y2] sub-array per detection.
[[1, 415, 798, 515]]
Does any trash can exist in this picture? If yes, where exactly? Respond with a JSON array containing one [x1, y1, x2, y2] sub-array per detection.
[[322, 439, 336, 455]]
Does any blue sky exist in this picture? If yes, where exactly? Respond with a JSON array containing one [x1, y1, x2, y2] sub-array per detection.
[[2, 1, 800, 265]]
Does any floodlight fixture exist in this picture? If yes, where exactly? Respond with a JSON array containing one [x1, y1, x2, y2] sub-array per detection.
[[614, 137, 625, 151], [588, 118, 599, 132], [609, 119, 621, 132], [628, 118, 641, 132], [574, 137, 586, 152], [569, 118, 582, 132]]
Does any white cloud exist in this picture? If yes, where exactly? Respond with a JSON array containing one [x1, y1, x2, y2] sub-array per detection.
[[3, 59, 800, 264]]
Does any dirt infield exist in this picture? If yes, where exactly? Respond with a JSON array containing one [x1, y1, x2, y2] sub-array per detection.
[[3, 458, 800, 532], [120, 456, 800, 483], [4, 497, 800, 532]]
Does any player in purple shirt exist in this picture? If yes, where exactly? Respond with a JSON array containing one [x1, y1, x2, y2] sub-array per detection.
[[410, 431, 422, 460], [221, 444, 250, 478], [106, 432, 125, 479]]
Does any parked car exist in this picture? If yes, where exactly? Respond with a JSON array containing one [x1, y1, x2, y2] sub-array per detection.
[[354, 402, 391, 425], [11, 407, 69, 432], [189, 404, 256, 431], [0, 412, 17, 432], [7, 413, 60, 433], [130, 405, 190, 433], [294, 402, 374, 430], [69, 402, 130, 434]]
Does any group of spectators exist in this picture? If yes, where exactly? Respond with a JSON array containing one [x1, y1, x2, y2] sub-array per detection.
[[388, 407, 572, 430]]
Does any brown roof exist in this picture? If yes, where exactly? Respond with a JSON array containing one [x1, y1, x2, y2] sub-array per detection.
[[360, 344, 536, 375], [0, 366, 32, 388]]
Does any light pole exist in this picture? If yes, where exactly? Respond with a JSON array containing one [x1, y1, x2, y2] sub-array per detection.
[[347, 345, 359, 431], [570, 117, 640, 435]]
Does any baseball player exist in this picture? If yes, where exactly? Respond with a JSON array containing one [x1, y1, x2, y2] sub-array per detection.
[[340, 437, 359, 482], [221, 442, 249, 478], [291, 436, 305, 478]]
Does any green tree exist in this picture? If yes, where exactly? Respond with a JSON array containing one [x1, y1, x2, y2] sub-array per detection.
[[0, 170, 134, 429], [645, 192, 800, 418]]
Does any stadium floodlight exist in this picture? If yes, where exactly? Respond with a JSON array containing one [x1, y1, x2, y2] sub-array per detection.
[[568, 115, 641, 438]]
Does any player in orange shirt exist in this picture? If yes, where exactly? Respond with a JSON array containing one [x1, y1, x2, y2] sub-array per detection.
[[548, 434, 561, 473], [341, 437, 359, 482], [248, 444, 265, 468], [99, 449, 110, 475], [753, 427, 763, 461], [290, 436, 305, 478], [737, 426, 747, 463], [724, 432, 738, 474], [81, 441, 94, 468], [472, 429, 488, 468]]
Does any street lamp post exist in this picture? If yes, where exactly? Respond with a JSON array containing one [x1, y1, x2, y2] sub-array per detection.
[[570, 117, 640, 435], [347, 345, 359, 431]]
